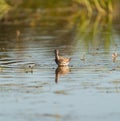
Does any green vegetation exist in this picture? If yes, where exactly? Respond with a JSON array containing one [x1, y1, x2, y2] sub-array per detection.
[[0, 0, 119, 21], [74, 0, 113, 16], [1, 0, 116, 15], [0, 0, 119, 50], [6, 0, 72, 8]]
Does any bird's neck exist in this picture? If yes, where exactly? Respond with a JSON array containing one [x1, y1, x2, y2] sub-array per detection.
[[55, 52, 59, 60]]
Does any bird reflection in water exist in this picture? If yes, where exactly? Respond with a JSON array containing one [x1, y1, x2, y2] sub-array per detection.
[[55, 66, 70, 83]]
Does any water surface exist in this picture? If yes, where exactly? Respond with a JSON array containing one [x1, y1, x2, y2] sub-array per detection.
[[0, 13, 120, 121]]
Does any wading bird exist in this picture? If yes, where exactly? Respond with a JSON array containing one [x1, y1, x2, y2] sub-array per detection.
[[55, 49, 71, 66]]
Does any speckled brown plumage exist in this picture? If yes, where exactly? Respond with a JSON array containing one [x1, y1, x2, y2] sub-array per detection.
[[55, 49, 71, 66]]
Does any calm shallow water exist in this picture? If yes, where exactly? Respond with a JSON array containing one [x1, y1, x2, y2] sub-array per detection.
[[0, 15, 120, 121]]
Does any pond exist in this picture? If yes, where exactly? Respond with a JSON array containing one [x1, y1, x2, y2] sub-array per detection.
[[0, 12, 120, 121]]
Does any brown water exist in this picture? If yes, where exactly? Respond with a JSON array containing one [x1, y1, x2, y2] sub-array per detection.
[[0, 14, 120, 121]]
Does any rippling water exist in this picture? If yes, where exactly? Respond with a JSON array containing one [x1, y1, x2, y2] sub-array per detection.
[[0, 15, 120, 121]]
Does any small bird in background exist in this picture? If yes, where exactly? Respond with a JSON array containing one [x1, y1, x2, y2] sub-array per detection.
[[24, 63, 36, 73], [16, 30, 21, 40], [54, 49, 71, 66], [112, 52, 118, 62], [80, 54, 86, 62]]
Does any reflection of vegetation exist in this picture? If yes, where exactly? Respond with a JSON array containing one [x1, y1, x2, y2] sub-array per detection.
[[78, 14, 112, 49], [0, 0, 10, 19]]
